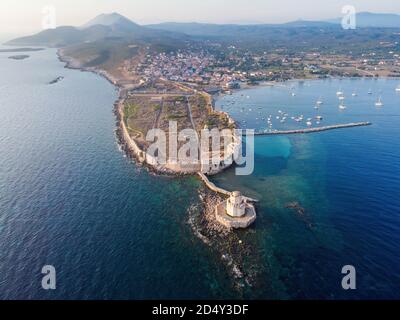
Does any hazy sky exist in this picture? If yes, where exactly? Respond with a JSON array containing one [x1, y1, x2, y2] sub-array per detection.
[[1, 0, 400, 36]]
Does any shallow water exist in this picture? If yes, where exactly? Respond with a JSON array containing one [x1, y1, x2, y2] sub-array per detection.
[[213, 79, 400, 299]]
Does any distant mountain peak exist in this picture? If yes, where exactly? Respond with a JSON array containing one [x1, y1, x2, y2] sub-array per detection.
[[82, 12, 139, 29]]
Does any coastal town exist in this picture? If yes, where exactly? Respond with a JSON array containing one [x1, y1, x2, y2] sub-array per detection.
[[119, 44, 400, 95]]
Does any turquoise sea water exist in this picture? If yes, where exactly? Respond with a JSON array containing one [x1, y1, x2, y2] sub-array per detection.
[[0, 48, 399, 299], [214, 79, 400, 298]]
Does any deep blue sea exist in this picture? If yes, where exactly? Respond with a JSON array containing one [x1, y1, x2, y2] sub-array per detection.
[[0, 48, 399, 299]]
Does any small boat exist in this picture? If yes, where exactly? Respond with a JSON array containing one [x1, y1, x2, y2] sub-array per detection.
[[316, 97, 323, 105], [306, 121, 312, 126], [375, 96, 383, 107], [368, 89, 372, 95], [316, 115, 323, 121], [291, 92, 296, 96], [338, 95, 345, 101], [352, 91, 357, 97], [396, 85, 400, 92], [339, 103, 347, 110], [336, 89, 344, 96]]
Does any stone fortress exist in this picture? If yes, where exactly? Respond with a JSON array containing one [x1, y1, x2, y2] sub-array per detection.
[[117, 81, 257, 229], [215, 191, 256, 229]]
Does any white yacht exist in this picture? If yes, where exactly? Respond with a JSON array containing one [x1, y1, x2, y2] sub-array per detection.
[[375, 96, 383, 107]]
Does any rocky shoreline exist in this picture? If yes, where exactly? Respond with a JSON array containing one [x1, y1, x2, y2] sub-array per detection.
[[187, 186, 264, 295]]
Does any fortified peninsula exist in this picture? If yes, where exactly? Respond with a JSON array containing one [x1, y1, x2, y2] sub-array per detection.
[[57, 48, 258, 229]]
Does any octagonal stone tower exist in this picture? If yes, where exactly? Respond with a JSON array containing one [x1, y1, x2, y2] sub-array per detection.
[[215, 191, 257, 229], [226, 191, 246, 217]]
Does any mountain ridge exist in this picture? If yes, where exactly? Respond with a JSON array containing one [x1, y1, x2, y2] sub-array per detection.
[[6, 13, 188, 47]]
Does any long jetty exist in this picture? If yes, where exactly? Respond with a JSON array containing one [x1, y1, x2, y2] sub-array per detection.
[[197, 172, 258, 203], [243, 122, 372, 136]]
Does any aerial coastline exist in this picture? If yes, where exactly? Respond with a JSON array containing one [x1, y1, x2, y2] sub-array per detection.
[[56, 44, 375, 233], [2, 6, 400, 300]]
